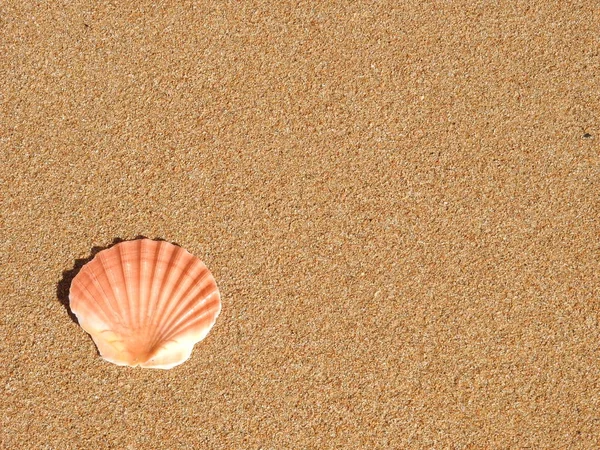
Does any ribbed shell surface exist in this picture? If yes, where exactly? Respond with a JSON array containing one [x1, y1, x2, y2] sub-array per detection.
[[69, 239, 221, 369]]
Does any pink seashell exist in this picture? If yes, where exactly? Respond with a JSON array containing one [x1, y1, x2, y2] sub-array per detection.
[[69, 239, 221, 369]]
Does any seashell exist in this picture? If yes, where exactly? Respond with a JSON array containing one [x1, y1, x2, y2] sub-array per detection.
[[69, 239, 221, 369]]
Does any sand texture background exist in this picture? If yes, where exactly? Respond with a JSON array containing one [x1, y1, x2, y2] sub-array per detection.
[[1, 1, 599, 448]]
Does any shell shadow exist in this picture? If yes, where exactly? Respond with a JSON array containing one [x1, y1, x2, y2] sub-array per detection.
[[56, 235, 179, 325]]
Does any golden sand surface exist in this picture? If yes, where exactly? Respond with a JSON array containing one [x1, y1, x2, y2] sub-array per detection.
[[1, 1, 599, 448]]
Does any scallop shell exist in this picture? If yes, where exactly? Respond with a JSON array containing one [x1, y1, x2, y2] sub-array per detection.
[[69, 239, 221, 369]]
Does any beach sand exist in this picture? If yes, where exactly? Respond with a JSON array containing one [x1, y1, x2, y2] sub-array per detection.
[[1, 1, 599, 448]]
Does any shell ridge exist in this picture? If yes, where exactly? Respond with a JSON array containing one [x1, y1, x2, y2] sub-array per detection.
[[117, 242, 133, 330], [144, 240, 168, 330], [146, 248, 196, 352], [84, 268, 122, 322], [154, 275, 216, 347], [72, 277, 114, 325], [160, 294, 220, 345], [149, 262, 214, 348], [97, 252, 127, 326], [140, 240, 160, 331], [150, 262, 210, 350], [147, 244, 185, 350], [137, 240, 144, 331]]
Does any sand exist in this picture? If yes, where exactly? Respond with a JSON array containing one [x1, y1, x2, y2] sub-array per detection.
[[1, 1, 599, 448]]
